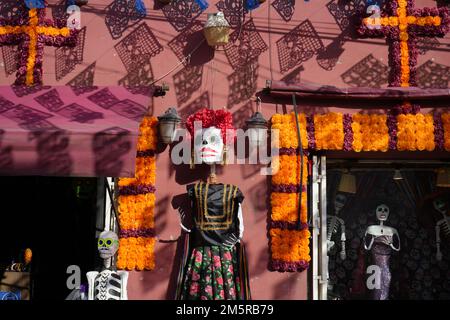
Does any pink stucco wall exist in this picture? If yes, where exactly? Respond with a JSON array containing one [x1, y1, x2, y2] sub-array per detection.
[[1, 0, 449, 299]]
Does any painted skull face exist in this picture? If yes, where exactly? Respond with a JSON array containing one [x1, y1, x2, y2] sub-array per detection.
[[376, 204, 390, 221], [97, 230, 119, 260], [194, 127, 224, 165], [433, 198, 447, 214], [335, 193, 347, 212]]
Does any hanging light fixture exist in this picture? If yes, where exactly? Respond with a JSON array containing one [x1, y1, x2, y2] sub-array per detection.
[[246, 111, 268, 147], [246, 97, 267, 147], [203, 12, 230, 47], [157, 108, 181, 144], [338, 170, 356, 194], [393, 169, 403, 181], [436, 168, 450, 187]]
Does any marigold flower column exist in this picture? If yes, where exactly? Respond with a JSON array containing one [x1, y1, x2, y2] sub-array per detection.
[[441, 113, 450, 151], [269, 113, 311, 272], [117, 116, 158, 271]]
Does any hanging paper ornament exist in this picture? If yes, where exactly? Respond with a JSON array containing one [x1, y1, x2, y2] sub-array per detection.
[[135, 0, 147, 15], [204, 12, 230, 46], [245, 0, 260, 10], [67, 4, 82, 30], [194, 0, 209, 11], [24, 0, 46, 9]]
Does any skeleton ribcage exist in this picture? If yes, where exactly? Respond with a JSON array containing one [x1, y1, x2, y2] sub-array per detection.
[[94, 271, 122, 300], [327, 216, 340, 240], [438, 218, 450, 237]]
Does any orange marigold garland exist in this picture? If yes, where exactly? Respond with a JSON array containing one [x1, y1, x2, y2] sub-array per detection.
[[271, 113, 308, 149], [397, 113, 435, 151], [352, 114, 389, 152], [442, 113, 450, 151], [269, 113, 311, 272], [116, 116, 158, 271], [314, 113, 344, 150]]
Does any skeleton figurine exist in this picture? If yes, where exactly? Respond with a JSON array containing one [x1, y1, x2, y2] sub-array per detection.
[[434, 198, 449, 261], [86, 230, 128, 300], [327, 193, 347, 260], [363, 204, 400, 300], [364, 204, 400, 251]]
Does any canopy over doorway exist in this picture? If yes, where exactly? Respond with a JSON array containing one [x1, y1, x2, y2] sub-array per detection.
[[0, 85, 153, 177]]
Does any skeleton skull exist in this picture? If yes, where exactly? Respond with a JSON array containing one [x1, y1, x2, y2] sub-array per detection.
[[376, 204, 390, 221], [334, 193, 347, 212], [194, 127, 224, 165], [433, 198, 448, 214], [97, 230, 119, 260]]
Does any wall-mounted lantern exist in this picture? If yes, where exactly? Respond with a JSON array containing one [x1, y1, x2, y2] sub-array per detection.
[[203, 12, 230, 47], [246, 111, 268, 147], [157, 108, 181, 144]]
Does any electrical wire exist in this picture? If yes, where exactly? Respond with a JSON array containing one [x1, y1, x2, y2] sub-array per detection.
[[148, 39, 205, 86]]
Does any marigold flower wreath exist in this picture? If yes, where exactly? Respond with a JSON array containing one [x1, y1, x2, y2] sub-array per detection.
[[116, 116, 158, 271]]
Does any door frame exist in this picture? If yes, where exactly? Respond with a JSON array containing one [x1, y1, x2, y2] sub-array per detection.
[[311, 155, 328, 300]]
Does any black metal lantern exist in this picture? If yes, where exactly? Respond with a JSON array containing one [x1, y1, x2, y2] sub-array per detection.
[[157, 108, 181, 144], [246, 111, 268, 147]]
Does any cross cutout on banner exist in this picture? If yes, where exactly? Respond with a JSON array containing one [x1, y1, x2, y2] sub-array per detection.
[[0, 1, 78, 86], [359, 0, 449, 87]]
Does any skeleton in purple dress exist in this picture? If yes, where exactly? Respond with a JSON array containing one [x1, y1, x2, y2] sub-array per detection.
[[363, 204, 400, 300]]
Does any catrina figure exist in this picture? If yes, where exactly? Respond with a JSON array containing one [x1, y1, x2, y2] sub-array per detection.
[[175, 108, 251, 300]]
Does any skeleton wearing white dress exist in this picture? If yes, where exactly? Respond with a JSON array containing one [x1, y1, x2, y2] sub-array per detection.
[[86, 230, 128, 300], [433, 198, 450, 261], [364, 204, 401, 252], [327, 194, 347, 260]]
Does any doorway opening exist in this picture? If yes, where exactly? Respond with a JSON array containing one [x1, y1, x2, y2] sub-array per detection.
[[0, 176, 104, 300], [311, 157, 450, 300]]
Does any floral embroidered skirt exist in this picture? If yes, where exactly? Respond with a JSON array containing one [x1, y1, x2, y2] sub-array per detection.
[[180, 245, 246, 300]]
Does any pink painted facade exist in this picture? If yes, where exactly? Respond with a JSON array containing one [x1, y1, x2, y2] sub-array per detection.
[[1, 0, 450, 300]]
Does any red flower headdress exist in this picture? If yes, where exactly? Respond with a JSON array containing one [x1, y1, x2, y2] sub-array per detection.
[[186, 108, 235, 145]]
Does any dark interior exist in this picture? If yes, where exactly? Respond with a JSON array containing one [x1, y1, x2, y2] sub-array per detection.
[[0, 176, 100, 300], [326, 162, 450, 300]]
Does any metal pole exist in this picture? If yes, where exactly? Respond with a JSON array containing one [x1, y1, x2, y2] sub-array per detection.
[[319, 156, 328, 300], [311, 155, 320, 300]]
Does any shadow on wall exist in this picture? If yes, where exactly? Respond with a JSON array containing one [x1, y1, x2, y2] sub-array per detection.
[[316, 0, 365, 71], [155, 195, 171, 235], [168, 20, 214, 67]]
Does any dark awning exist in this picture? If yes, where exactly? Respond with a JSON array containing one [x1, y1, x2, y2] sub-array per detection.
[[264, 80, 450, 101], [0, 85, 153, 177]]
